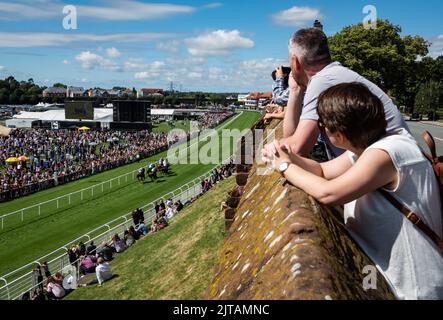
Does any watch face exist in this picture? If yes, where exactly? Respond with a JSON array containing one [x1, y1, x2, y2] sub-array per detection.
[[279, 162, 288, 172]]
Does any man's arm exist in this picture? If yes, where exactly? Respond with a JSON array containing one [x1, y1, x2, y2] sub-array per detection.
[[283, 86, 304, 138], [281, 120, 320, 157]]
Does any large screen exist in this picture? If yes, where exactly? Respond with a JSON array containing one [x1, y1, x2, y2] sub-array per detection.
[[65, 101, 94, 120]]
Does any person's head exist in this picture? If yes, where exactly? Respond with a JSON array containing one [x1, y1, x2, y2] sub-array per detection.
[[317, 82, 387, 151], [97, 257, 104, 265], [113, 234, 120, 242], [288, 28, 331, 86]]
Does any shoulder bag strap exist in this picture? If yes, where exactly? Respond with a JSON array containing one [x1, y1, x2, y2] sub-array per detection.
[[379, 189, 443, 254]]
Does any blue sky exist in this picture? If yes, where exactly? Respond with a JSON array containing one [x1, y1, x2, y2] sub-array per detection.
[[0, 0, 442, 92]]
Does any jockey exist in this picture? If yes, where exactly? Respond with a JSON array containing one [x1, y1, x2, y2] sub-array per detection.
[[138, 168, 144, 174], [148, 163, 156, 170], [158, 158, 164, 165], [162, 158, 168, 167]]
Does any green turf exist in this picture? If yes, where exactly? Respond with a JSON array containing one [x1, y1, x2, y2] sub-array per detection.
[[152, 120, 191, 133], [0, 111, 261, 276], [67, 176, 235, 300]]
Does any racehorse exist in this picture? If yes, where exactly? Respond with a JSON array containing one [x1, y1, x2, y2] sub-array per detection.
[[148, 169, 158, 182], [136, 169, 146, 182], [157, 163, 170, 176]]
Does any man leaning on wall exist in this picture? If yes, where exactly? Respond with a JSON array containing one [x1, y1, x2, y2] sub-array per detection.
[[263, 28, 412, 161]]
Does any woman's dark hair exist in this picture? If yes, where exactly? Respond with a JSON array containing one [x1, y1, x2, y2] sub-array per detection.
[[317, 82, 387, 149]]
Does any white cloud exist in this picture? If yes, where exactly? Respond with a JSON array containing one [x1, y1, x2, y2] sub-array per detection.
[[75, 51, 121, 71], [0, 0, 195, 21], [156, 40, 181, 53], [272, 6, 322, 27], [62, 60, 70, 65], [106, 47, 121, 58], [208, 67, 228, 81], [80, 78, 88, 83], [188, 72, 203, 79], [202, 3, 223, 9], [239, 58, 287, 73], [429, 35, 443, 58], [0, 65, 5, 71], [134, 61, 166, 79], [186, 30, 254, 57], [0, 32, 175, 48]]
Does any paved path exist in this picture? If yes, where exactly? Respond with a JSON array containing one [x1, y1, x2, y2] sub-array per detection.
[[407, 121, 443, 155]]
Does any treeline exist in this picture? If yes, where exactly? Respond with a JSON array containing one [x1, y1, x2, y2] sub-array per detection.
[[0, 77, 236, 107], [0, 77, 43, 105], [329, 19, 443, 114]]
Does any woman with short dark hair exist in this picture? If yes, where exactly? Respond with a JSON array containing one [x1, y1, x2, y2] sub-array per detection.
[[272, 82, 443, 300]]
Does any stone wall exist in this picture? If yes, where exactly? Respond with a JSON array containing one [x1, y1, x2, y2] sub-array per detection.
[[206, 119, 395, 300]]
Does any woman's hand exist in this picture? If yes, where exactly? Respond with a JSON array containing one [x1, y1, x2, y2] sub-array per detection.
[[272, 140, 292, 170]]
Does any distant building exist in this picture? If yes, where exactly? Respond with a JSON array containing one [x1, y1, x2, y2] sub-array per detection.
[[237, 94, 249, 103], [88, 89, 109, 98], [42, 87, 67, 98], [245, 92, 272, 109], [138, 88, 164, 98], [66, 86, 86, 98], [108, 88, 132, 98]]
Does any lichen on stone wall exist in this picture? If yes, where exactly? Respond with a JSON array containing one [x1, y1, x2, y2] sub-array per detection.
[[206, 119, 395, 300]]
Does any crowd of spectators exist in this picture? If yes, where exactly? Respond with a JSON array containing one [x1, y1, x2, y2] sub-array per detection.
[[0, 111, 233, 202]]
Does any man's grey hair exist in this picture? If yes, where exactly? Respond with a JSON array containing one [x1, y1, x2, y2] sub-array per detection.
[[288, 28, 331, 68]]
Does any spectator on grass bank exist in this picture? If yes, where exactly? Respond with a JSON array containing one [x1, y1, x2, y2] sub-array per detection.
[[42, 261, 51, 278], [67, 247, 79, 267], [150, 219, 159, 233], [124, 229, 136, 247], [79, 255, 96, 275], [78, 241, 86, 256], [112, 234, 127, 253], [33, 265, 44, 290], [46, 276, 65, 299], [97, 242, 114, 262], [165, 205, 174, 222], [175, 200, 184, 212], [128, 226, 140, 241], [136, 221, 149, 236], [31, 288, 47, 301], [96, 257, 113, 286], [86, 241, 97, 255]]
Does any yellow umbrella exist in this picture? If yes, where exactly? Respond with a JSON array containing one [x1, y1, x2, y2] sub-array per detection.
[[5, 157, 19, 163], [78, 126, 90, 132], [18, 155, 29, 162]]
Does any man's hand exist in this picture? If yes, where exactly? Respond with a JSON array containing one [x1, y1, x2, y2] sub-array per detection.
[[275, 66, 284, 79], [289, 71, 307, 91]]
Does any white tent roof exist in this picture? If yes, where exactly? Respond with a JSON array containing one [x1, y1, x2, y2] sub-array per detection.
[[13, 108, 113, 122], [151, 109, 175, 116]]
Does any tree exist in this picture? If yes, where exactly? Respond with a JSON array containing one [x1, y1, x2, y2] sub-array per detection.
[[53, 83, 67, 88], [414, 80, 443, 118], [329, 19, 429, 110]]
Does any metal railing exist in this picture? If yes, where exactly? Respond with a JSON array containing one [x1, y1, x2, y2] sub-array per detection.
[[0, 161, 231, 300]]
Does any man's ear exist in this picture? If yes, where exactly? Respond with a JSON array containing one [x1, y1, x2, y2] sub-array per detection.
[[293, 55, 302, 71]]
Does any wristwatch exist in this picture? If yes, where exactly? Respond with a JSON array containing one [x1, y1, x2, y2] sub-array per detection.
[[278, 162, 290, 175]]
